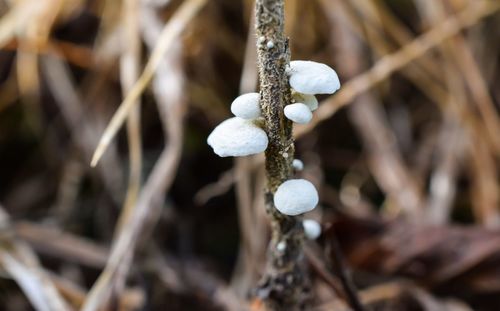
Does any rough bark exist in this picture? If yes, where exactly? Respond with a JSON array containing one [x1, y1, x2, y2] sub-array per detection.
[[254, 0, 309, 309]]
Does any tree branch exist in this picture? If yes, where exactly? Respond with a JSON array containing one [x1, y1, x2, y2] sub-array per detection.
[[254, 0, 309, 309]]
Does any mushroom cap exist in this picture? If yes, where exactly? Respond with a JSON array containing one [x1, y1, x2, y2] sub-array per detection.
[[292, 159, 304, 171], [284, 103, 312, 124], [292, 91, 318, 111], [289, 60, 340, 95], [303, 219, 321, 240], [230, 93, 261, 119], [207, 117, 268, 157], [273, 179, 319, 215]]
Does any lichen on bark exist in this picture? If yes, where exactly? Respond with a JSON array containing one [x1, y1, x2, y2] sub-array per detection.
[[254, 0, 310, 309]]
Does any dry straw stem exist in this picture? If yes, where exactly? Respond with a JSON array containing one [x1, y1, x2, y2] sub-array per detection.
[[418, 0, 500, 155], [90, 0, 207, 167], [330, 0, 424, 219], [41, 55, 124, 203], [337, 0, 449, 112], [2, 38, 95, 68], [0, 207, 70, 311], [295, 0, 500, 138], [13, 221, 145, 310], [14, 221, 108, 269], [254, 0, 308, 309], [414, 0, 500, 227], [116, 0, 143, 237], [81, 2, 189, 310]]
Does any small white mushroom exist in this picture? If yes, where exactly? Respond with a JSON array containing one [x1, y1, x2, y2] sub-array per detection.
[[266, 40, 274, 49], [231, 93, 261, 119], [230, 93, 261, 119], [288, 60, 340, 95], [292, 91, 319, 111], [302, 219, 321, 240], [274, 179, 319, 216], [292, 159, 304, 171], [284, 103, 312, 124], [276, 241, 286, 252], [207, 117, 268, 157]]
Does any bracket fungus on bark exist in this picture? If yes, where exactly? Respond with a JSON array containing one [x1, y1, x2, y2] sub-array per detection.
[[207, 117, 268, 157], [230, 93, 261, 120], [288, 60, 340, 95], [273, 179, 319, 216], [284, 103, 313, 124]]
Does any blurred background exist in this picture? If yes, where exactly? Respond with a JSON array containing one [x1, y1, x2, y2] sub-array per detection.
[[0, 0, 500, 310]]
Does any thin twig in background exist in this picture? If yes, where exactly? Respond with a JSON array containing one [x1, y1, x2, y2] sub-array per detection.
[[295, 0, 500, 138], [81, 2, 195, 309], [0, 207, 70, 311], [330, 0, 424, 219], [41, 55, 125, 203], [326, 236, 366, 311], [90, 0, 207, 167], [116, 0, 143, 243], [415, 0, 500, 227]]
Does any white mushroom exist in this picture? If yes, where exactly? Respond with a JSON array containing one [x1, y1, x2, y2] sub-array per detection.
[[230, 93, 261, 119], [292, 91, 318, 111], [276, 241, 286, 252], [284, 103, 312, 124], [207, 117, 268, 157], [292, 159, 304, 171], [273, 179, 319, 216], [288, 60, 340, 95], [302, 219, 321, 240]]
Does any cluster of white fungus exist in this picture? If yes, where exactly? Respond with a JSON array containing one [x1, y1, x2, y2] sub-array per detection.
[[207, 60, 341, 235], [284, 60, 340, 126], [208, 93, 266, 157], [272, 60, 340, 217]]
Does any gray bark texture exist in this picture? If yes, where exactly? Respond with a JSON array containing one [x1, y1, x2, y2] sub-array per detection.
[[254, 0, 310, 310]]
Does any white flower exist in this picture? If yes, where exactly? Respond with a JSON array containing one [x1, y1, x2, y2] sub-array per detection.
[[230, 93, 261, 119], [302, 219, 321, 240], [273, 179, 319, 215], [292, 91, 318, 111], [288, 60, 340, 95], [207, 117, 268, 157], [292, 159, 304, 171], [284, 103, 312, 124]]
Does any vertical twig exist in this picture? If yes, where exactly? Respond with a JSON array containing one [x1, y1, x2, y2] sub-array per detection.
[[327, 237, 367, 311], [254, 0, 309, 309]]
